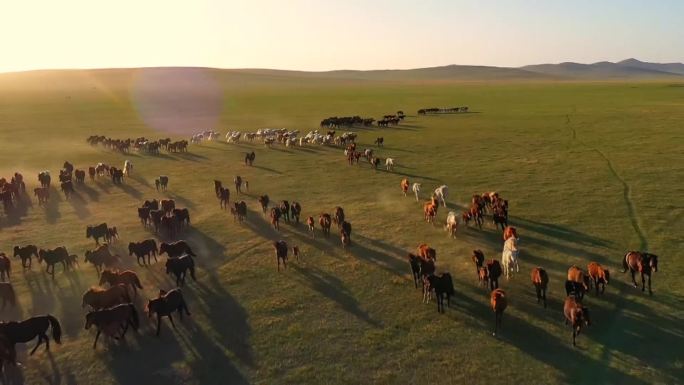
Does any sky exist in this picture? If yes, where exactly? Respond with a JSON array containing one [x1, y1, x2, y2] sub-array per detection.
[[0, 0, 682, 72]]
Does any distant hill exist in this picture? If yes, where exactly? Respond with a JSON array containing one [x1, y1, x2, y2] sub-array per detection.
[[521, 59, 684, 79], [1, 59, 683, 84]]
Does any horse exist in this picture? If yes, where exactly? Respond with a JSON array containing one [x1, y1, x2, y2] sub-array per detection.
[[290, 202, 302, 224], [503, 226, 518, 241], [86, 223, 109, 245], [567, 266, 590, 299], [84, 245, 119, 275], [219, 187, 230, 209], [412, 183, 421, 201], [34, 186, 49, 205], [123, 160, 133, 176], [38, 247, 71, 276], [471, 249, 485, 278], [85, 303, 139, 349], [0, 315, 62, 355], [100, 270, 143, 297], [490, 289, 507, 336], [341, 221, 352, 246], [160, 241, 196, 258], [501, 236, 519, 279], [0, 283, 16, 309], [622, 251, 658, 295], [565, 280, 586, 300], [128, 239, 159, 265], [445, 211, 458, 238], [587, 262, 610, 295], [273, 240, 288, 271], [234, 176, 242, 194], [563, 296, 591, 346], [82, 284, 131, 310], [485, 259, 502, 290], [319, 213, 331, 237], [280, 201, 291, 223], [417, 244, 436, 261], [0, 255, 10, 281], [407, 253, 422, 288], [306, 216, 315, 238], [270, 207, 282, 230], [166, 255, 196, 286], [234, 201, 247, 222], [424, 273, 455, 313], [531, 267, 549, 308], [400, 178, 410, 196], [258, 195, 269, 214], [146, 288, 191, 336], [434, 185, 448, 207], [214, 180, 223, 198], [333, 207, 345, 228]]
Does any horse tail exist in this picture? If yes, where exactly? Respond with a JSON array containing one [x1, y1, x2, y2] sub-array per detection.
[[187, 246, 196, 257], [46, 314, 62, 344], [622, 253, 629, 273], [189, 264, 196, 281], [129, 304, 140, 330]]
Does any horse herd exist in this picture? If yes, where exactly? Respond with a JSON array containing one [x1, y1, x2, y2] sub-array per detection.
[[398, 180, 660, 345], [87, 135, 189, 154]]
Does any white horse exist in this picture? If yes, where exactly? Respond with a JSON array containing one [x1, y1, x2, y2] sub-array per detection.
[[445, 211, 458, 238], [502, 236, 520, 279], [434, 185, 448, 207], [385, 158, 395, 171], [123, 160, 132, 176], [412, 183, 421, 201]]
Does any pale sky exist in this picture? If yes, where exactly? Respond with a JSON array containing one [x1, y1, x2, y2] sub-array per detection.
[[1, 0, 682, 73]]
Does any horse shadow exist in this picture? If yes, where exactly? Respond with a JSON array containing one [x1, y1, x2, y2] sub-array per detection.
[[44, 187, 62, 224], [291, 264, 380, 327], [251, 165, 282, 175], [113, 182, 143, 199], [94, 179, 111, 194], [66, 191, 91, 219], [127, 173, 152, 188], [345, 235, 408, 277], [150, 152, 179, 161], [174, 152, 209, 162], [76, 182, 100, 202], [511, 216, 612, 248]]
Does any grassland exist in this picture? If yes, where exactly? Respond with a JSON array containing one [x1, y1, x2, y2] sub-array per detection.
[[0, 69, 682, 385]]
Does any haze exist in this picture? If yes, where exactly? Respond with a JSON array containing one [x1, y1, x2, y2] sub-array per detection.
[[1, 0, 683, 73]]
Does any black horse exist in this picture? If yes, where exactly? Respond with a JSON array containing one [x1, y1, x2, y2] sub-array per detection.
[[86, 223, 109, 245], [85, 303, 139, 349], [0, 315, 62, 355], [165, 255, 196, 286], [147, 289, 191, 336]]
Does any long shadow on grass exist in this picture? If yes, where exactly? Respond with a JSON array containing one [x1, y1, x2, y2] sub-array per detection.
[[76, 181, 100, 202], [128, 173, 152, 188], [113, 181, 143, 199], [251, 165, 282, 175], [66, 190, 91, 219], [291, 264, 380, 327], [347, 235, 407, 277], [511, 216, 612, 248], [175, 152, 209, 162], [44, 187, 62, 224]]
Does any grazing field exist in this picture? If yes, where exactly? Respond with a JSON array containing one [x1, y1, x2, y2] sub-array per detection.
[[0, 69, 682, 385]]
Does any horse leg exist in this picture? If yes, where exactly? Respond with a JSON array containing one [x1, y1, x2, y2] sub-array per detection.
[[630, 270, 637, 287], [535, 287, 541, 303], [156, 316, 162, 336], [93, 330, 101, 349], [572, 330, 577, 347], [641, 273, 646, 292], [30, 335, 43, 355], [542, 289, 547, 308], [44, 333, 50, 351], [647, 273, 652, 295], [168, 314, 176, 329]]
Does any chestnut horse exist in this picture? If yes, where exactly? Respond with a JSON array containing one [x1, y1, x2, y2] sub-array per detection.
[[622, 251, 658, 295]]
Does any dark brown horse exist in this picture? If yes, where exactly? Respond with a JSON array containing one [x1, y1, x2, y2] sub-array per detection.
[[85, 303, 139, 349], [273, 240, 288, 271], [160, 241, 196, 258], [490, 289, 507, 336], [623, 251, 658, 295], [485, 259, 502, 291], [0, 315, 62, 355], [424, 273, 455, 314], [14, 245, 39, 269], [165, 256, 196, 286], [86, 223, 109, 245], [471, 249, 485, 277], [100, 270, 143, 296], [147, 289, 191, 336], [129, 239, 159, 265], [38, 247, 71, 276]]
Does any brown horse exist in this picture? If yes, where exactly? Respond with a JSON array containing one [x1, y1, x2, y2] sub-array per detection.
[[99, 270, 143, 297], [622, 251, 658, 295], [567, 266, 590, 297], [0, 254, 10, 281], [0, 283, 16, 309], [400, 178, 410, 196], [563, 296, 591, 346], [128, 239, 158, 265], [273, 240, 288, 271], [530, 267, 549, 308], [306, 216, 315, 238], [84, 245, 119, 275], [587, 262, 610, 295], [82, 284, 131, 310], [319, 213, 331, 237], [0, 315, 62, 355], [503, 226, 518, 241], [490, 289, 507, 336], [417, 244, 437, 261], [333, 206, 345, 228], [258, 195, 269, 214], [270, 207, 282, 230]]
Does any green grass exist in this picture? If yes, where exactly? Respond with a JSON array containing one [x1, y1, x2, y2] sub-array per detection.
[[0, 70, 682, 385]]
